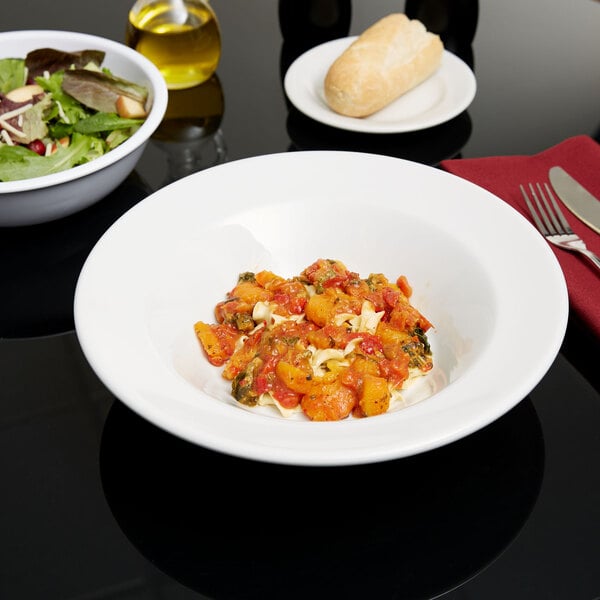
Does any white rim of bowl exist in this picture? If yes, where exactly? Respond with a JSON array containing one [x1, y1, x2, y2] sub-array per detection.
[[0, 29, 168, 193]]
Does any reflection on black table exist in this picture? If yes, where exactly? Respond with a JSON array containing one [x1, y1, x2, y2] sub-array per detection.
[[0, 172, 151, 339], [151, 74, 227, 185], [286, 107, 472, 165], [100, 397, 543, 600]]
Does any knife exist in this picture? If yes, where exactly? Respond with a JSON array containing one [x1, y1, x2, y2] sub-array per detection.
[[548, 166, 600, 234]]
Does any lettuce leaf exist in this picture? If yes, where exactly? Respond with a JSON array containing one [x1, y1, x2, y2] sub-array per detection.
[[0, 133, 94, 181], [0, 58, 26, 94], [61, 69, 148, 114], [106, 128, 134, 149], [35, 71, 90, 124], [25, 48, 105, 79], [19, 95, 52, 143]]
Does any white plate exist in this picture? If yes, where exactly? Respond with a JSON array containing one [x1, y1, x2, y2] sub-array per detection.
[[74, 151, 567, 466], [284, 37, 477, 133]]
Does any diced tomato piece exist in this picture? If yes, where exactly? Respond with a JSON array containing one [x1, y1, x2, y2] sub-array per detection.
[[340, 368, 361, 391], [396, 275, 412, 298], [271, 378, 301, 408], [254, 372, 272, 395], [379, 355, 410, 388], [301, 258, 351, 290], [359, 334, 383, 355], [346, 332, 383, 355], [382, 286, 400, 308], [389, 303, 433, 333]]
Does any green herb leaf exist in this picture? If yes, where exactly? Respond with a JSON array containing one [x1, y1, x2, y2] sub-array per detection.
[[73, 112, 143, 134]]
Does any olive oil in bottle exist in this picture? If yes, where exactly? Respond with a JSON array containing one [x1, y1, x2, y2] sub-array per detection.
[[126, 0, 221, 90]]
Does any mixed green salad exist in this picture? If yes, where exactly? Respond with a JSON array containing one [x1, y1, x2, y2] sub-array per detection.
[[0, 48, 150, 182]]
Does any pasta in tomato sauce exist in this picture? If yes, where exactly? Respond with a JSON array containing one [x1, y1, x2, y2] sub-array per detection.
[[194, 258, 433, 421]]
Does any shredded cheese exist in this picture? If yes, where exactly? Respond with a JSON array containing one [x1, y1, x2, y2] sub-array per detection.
[[0, 119, 27, 138], [0, 103, 33, 121], [56, 100, 69, 124], [0, 103, 34, 140], [0, 129, 13, 145]]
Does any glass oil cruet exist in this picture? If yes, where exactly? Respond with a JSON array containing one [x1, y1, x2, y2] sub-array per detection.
[[126, 0, 221, 90]]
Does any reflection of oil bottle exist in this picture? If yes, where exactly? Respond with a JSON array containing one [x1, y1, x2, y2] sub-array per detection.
[[151, 74, 227, 185], [126, 0, 221, 89]]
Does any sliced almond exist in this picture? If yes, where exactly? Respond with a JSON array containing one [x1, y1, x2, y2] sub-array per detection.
[[47, 137, 70, 155], [6, 84, 44, 103], [116, 95, 147, 119]]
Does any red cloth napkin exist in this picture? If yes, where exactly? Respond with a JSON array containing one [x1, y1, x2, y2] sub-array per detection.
[[440, 135, 600, 339]]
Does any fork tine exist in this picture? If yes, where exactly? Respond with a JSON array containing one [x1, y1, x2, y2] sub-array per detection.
[[536, 183, 561, 233], [529, 183, 557, 234], [520, 184, 549, 235], [536, 183, 563, 233], [542, 182, 573, 234]]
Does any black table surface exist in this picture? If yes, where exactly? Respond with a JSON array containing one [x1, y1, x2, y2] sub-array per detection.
[[2, 2, 600, 599]]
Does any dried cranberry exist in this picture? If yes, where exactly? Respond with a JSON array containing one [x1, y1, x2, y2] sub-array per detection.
[[27, 140, 46, 155]]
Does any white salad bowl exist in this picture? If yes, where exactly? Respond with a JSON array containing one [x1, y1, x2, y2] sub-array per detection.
[[0, 30, 168, 227]]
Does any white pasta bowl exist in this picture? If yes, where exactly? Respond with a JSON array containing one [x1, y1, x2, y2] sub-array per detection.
[[0, 30, 168, 226], [74, 151, 568, 466]]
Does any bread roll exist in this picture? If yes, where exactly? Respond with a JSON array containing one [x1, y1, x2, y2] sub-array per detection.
[[324, 14, 444, 118]]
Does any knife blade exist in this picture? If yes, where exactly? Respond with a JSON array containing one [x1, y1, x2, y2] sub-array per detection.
[[548, 166, 600, 234]]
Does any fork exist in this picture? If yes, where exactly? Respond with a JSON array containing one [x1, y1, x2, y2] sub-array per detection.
[[520, 182, 600, 272]]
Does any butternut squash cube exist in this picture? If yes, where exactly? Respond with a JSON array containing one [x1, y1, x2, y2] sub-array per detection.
[[359, 373, 390, 417]]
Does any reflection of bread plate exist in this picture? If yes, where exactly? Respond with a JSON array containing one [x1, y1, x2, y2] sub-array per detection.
[[324, 13, 443, 118], [286, 107, 473, 165]]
